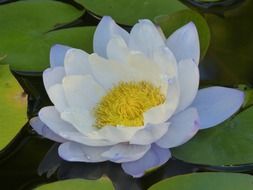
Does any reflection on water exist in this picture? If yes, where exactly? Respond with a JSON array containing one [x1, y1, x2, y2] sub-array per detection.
[[1, 0, 253, 189]]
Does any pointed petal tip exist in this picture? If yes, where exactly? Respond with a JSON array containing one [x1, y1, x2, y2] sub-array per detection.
[[166, 21, 200, 64], [193, 87, 245, 129]]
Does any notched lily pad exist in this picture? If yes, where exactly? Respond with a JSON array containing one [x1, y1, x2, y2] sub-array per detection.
[[155, 9, 211, 60], [75, 0, 187, 25], [34, 178, 114, 190], [172, 106, 253, 165], [0, 0, 95, 72], [0, 65, 27, 150], [149, 172, 253, 190]]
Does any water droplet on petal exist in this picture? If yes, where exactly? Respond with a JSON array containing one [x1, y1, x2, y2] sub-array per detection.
[[84, 154, 91, 160]]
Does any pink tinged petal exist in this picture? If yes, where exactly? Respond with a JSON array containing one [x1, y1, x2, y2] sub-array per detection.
[[144, 79, 180, 125], [64, 48, 91, 76], [39, 106, 114, 146], [43, 67, 65, 91], [191, 87, 244, 129], [50, 44, 71, 67], [166, 22, 200, 64], [152, 47, 177, 78], [176, 59, 200, 113], [30, 117, 66, 143], [61, 108, 95, 135], [156, 107, 200, 149], [129, 19, 165, 57], [58, 142, 111, 163], [93, 16, 129, 58], [106, 35, 130, 64], [130, 123, 169, 145], [121, 144, 171, 178], [47, 84, 68, 112], [62, 75, 105, 111], [101, 143, 151, 163]]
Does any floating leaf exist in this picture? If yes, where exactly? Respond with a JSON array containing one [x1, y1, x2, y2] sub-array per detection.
[[155, 9, 211, 59], [75, 0, 187, 25], [0, 0, 95, 72], [149, 172, 253, 190], [0, 65, 27, 150], [172, 106, 253, 165], [35, 178, 114, 190]]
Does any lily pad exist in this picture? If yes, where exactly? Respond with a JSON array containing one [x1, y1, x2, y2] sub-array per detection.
[[172, 106, 253, 165], [35, 178, 114, 190], [0, 65, 27, 150], [0, 0, 95, 72], [155, 9, 211, 60], [149, 172, 253, 190], [75, 0, 187, 25]]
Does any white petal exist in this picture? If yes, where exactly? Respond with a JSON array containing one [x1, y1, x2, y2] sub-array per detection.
[[144, 79, 180, 125], [191, 87, 244, 129], [39, 106, 114, 146], [64, 48, 91, 75], [130, 123, 169, 145], [58, 142, 111, 163], [61, 107, 95, 135], [101, 143, 150, 163], [129, 19, 165, 57], [50, 44, 71, 67], [93, 16, 129, 58], [166, 22, 200, 64], [176, 59, 199, 112], [156, 107, 200, 148], [43, 67, 65, 91], [62, 75, 105, 111], [47, 84, 68, 112], [30, 117, 66, 143], [39, 106, 78, 134], [106, 35, 130, 64], [89, 53, 133, 90], [121, 144, 171, 178], [152, 46, 177, 77], [127, 52, 165, 88], [91, 126, 143, 143]]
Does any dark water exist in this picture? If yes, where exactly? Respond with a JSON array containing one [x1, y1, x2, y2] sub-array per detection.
[[1, 0, 253, 189]]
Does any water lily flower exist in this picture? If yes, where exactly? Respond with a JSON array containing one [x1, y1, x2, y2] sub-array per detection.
[[30, 16, 244, 178]]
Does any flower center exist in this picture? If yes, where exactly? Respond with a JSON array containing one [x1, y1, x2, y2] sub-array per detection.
[[93, 81, 165, 128]]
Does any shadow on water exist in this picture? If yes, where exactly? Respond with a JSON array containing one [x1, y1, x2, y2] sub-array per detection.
[[1, 0, 253, 189]]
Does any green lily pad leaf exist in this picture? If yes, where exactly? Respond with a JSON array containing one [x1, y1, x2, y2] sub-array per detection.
[[149, 173, 253, 190], [0, 54, 7, 63], [0, 0, 95, 72], [155, 10, 210, 60], [172, 106, 253, 165], [195, 0, 221, 2], [75, 0, 187, 25], [35, 178, 114, 190], [0, 65, 27, 150], [243, 89, 253, 108], [237, 85, 253, 109], [8, 27, 95, 72]]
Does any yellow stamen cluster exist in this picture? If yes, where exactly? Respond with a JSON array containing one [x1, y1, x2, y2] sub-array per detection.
[[93, 81, 165, 128]]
